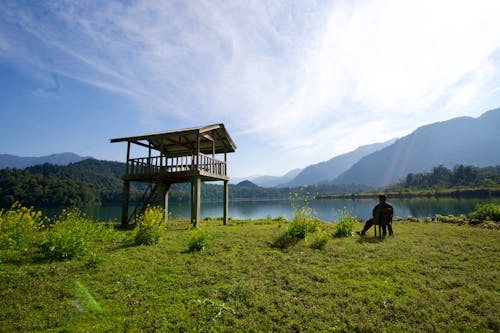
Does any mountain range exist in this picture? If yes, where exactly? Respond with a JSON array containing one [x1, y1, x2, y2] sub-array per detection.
[[333, 108, 500, 187], [244, 107, 500, 188], [0, 152, 90, 169], [286, 139, 396, 187], [2, 108, 500, 189]]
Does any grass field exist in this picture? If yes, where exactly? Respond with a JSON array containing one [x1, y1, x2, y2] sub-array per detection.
[[1, 218, 499, 332]]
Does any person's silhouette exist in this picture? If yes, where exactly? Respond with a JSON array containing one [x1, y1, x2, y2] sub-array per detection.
[[356, 194, 394, 236]]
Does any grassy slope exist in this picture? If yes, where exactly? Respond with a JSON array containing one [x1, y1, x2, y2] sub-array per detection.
[[1, 220, 499, 332]]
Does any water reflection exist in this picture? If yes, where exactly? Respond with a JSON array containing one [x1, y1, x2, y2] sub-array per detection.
[[68, 197, 500, 222]]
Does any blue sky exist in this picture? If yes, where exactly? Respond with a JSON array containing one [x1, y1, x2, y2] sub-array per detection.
[[1, 0, 500, 178]]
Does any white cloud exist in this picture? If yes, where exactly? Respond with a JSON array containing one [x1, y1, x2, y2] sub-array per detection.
[[1, 0, 500, 175]]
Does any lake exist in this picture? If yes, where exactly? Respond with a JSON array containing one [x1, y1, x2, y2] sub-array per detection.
[[78, 197, 500, 222]]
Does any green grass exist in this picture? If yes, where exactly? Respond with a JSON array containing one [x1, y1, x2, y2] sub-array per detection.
[[1, 219, 499, 332]]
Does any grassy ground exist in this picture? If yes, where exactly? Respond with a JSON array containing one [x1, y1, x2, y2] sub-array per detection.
[[1, 219, 499, 332]]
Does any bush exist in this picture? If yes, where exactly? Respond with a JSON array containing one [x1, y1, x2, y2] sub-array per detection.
[[310, 229, 329, 250], [333, 209, 356, 238], [286, 207, 319, 240], [469, 204, 500, 224], [434, 214, 468, 224], [134, 205, 165, 245], [41, 208, 96, 260], [0, 202, 43, 252], [188, 228, 210, 252]]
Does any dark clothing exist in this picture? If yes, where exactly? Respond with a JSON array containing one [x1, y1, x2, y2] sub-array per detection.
[[359, 201, 394, 236]]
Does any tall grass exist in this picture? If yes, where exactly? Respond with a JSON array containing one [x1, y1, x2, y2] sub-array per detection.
[[333, 208, 356, 238], [275, 192, 320, 248], [187, 228, 210, 252], [41, 208, 98, 260], [0, 202, 43, 252], [1, 203, 118, 262], [134, 205, 165, 245]]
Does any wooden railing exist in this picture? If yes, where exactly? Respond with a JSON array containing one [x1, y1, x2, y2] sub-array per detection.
[[126, 153, 227, 178]]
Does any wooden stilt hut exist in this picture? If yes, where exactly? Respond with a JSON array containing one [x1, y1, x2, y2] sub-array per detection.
[[110, 124, 237, 227]]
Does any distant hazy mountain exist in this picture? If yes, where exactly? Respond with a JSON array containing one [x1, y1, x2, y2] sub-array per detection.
[[286, 139, 396, 187], [0, 152, 91, 169], [333, 107, 500, 187], [252, 168, 302, 187], [236, 180, 260, 187]]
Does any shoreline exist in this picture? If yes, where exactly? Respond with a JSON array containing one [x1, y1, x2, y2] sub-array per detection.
[[315, 187, 500, 200]]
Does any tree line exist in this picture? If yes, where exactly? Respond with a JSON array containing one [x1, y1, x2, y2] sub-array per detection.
[[393, 165, 500, 190], [0, 158, 371, 208], [3, 158, 498, 209], [0, 159, 142, 208]]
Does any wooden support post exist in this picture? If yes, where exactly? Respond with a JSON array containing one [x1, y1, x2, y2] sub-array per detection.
[[163, 183, 171, 223], [121, 180, 130, 225], [224, 152, 227, 176], [125, 142, 131, 175], [191, 177, 201, 227], [223, 180, 229, 225]]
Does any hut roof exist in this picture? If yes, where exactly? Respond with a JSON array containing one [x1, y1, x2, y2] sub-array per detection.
[[110, 123, 236, 157]]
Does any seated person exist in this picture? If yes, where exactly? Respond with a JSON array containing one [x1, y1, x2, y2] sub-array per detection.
[[356, 194, 394, 236]]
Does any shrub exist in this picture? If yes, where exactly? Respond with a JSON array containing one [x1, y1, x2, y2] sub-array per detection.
[[434, 214, 468, 224], [286, 207, 319, 240], [41, 208, 96, 260], [333, 209, 356, 238], [0, 202, 43, 252], [310, 229, 329, 250], [469, 203, 500, 224], [188, 228, 210, 252], [134, 205, 165, 245], [272, 216, 287, 223]]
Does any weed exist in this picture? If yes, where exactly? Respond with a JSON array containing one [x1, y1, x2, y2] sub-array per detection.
[[434, 214, 468, 224], [188, 228, 210, 252], [286, 206, 319, 240], [134, 205, 165, 245], [40, 208, 96, 260], [310, 228, 329, 250], [333, 208, 356, 238], [276, 192, 319, 248], [83, 251, 104, 269], [0, 202, 43, 252]]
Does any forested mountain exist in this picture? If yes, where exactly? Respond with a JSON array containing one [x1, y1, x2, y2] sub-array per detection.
[[0, 168, 100, 208], [333, 108, 500, 187], [0, 158, 371, 208], [0, 159, 142, 208], [0, 152, 89, 169]]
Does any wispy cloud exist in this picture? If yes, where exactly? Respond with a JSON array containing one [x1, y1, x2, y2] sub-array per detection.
[[1, 0, 500, 174]]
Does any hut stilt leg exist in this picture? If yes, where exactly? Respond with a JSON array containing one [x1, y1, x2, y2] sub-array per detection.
[[163, 183, 171, 223], [223, 180, 229, 225], [191, 177, 201, 227], [121, 180, 130, 225]]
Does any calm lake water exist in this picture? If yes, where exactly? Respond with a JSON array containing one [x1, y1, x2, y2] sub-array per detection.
[[77, 197, 500, 222]]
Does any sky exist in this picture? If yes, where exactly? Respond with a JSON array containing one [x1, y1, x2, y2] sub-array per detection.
[[1, 0, 500, 178]]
